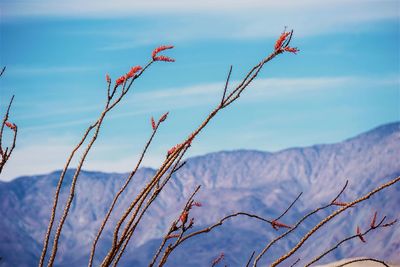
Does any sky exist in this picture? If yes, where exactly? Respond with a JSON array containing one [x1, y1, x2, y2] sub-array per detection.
[[0, 0, 399, 181]]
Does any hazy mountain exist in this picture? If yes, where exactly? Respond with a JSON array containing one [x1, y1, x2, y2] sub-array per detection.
[[0, 122, 399, 266]]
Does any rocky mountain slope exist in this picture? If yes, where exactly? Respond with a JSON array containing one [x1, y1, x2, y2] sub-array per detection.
[[0, 122, 399, 266]]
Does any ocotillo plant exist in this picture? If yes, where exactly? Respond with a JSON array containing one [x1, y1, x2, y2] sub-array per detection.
[[0, 67, 18, 175], [33, 30, 399, 267]]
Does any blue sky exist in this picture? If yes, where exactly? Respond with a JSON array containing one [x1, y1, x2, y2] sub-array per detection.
[[0, 0, 399, 181]]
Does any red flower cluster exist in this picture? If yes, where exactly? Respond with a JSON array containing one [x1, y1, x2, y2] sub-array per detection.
[[167, 144, 181, 156], [115, 65, 143, 86], [274, 31, 299, 54], [115, 76, 126, 86], [370, 211, 377, 228], [152, 45, 175, 62], [180, 210, 188, 224], [150, 112, 169, 131], [127, 65, 142, 78], [106, 74, 111, 83], [159, 112, 169, 123], [191, 201, 202, 207], [275, 31, 291, 50], [271, 220, 291, 230], [283, 46, 299, 54], [151, 117, 156, 131], [154, 55, 175, 62], [4, 121, 16, 130]]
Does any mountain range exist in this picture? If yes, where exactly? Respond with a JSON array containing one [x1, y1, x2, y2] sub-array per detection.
[[0, 122, 399, 266]]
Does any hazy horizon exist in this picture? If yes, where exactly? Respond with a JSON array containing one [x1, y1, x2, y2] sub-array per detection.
[[1, 0, 399, 181]]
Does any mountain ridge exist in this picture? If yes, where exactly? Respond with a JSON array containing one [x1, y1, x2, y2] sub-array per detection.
[[0, 121, 399, 266]]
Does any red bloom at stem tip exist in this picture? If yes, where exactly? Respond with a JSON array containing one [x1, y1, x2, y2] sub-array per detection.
[[192, 201, 202, 207], [356, 226, 366, 243], [115, 76, 126, 86], [106, 74, 111, 83], [151, 117, 156, 131], [271, 220, 291, 230], [370, 211, 378, 228], [167, 144, 181, 156], [274, 30, 299, 54], [126, 65, 142, 78], [159, 112, 169, 123], [153, 55, 175, 62], [275, 31, 291, 51], [284, 46, 299, 54], [4, 121, 16, 130], [152, 45, 174, 58], [152, 45, 175, 62], [180, 210, 188, 224]]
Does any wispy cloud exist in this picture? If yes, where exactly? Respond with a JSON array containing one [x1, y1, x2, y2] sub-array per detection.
[[2, 0, 398, 18], [2, 1, 398, 44], [7, 65, 98, 76], [2, 74, 398, 181], [17, 75, 399, 132]]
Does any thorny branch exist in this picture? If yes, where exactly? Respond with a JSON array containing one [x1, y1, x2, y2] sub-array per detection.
[[99, 31, 299, 266], [152, 188, 303, 266], [0, 68, 17, 175], [305, 213, 397, 266], [253, 180, 349, 266], [88, 113, 167, 267], [112, 146, 190, 266], [151, 185, 202, 267], [40, 55, 159, 267], [269, 175, 400, 267]]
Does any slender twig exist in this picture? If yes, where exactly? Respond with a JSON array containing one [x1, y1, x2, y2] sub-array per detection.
[[274, 192, 302, 222], [304, 215, 396, 266], [270, 176, 400, 267], [100, 148, 185, 266], [88, 118, 163, 267], [149, 185, 201, 267], [154, 188, 303, 266], [290, 258, 300, 267], [245, 251, 256, 267], [176, 212, 273, 244], [112, 147, 190, 266], [99, 34, 298, 267], [0, 95, 14, 151], [43, 60, 154, 267], [331, 180, 349, 203], [253, 180, 349, 266], [0, 66, 5, 77], [220, 65, 233, 106], [0, 95, 16, 174], [39, 121, 97, 267]]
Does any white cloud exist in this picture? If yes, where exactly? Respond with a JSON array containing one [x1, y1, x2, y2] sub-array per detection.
[[13, 75, 399, 133], [1, 0, 398, 18], [6, 66, 98, 76], [1, 0, 398, 42], [1, 75, 397, 181]]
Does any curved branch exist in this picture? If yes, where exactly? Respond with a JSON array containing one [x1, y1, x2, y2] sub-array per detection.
[[253, 180, 349, 266], [270, 176, 400, 267], [305, 216, 395, 266]]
